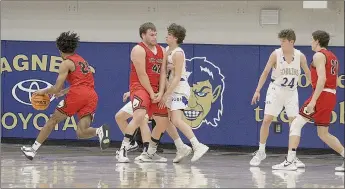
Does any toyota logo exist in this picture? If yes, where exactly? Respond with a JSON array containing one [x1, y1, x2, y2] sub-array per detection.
[[12, 79, 56, 106]]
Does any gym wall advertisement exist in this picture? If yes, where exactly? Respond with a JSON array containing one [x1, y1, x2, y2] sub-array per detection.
[[1, 40, 344, 148]]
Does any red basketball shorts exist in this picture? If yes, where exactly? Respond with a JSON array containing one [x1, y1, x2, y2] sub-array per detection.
[[130, 89, 168, 118], [299, 90, 337, 127], [56, 88, 98, 120]]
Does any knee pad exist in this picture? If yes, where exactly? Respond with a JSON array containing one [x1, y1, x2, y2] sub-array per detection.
[[289, 115, 307, 137]]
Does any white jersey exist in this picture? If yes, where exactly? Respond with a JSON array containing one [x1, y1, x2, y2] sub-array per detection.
[[165, 46, 190, 110], [166, 46, 189, 95], [271, 48, 301, 90]]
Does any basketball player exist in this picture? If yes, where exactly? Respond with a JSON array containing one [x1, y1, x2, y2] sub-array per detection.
[[116, 22, 170, 163], [117, 91, 197, 163], [21, 31, 110, 160], [273, 30, 344, 171], [159, 23, 209, 162], [250, 29, 311, 167]]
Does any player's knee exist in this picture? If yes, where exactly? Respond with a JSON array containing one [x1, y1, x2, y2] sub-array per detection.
[[115, 111, 125, 122], [262, 116, 274, 127], [289, 116, 307, 137], [317, 127, 329, 140]]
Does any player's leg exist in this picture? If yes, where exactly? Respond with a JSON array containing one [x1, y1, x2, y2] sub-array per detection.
[[76, 94, 110, 150], [115, 102, 133, 134], [140, 104, 169, 162], [165, 121, 192, 163], [134, 116, 153, 161], [115, 102, 141, 152], [116, 90, 149, 163], [273, 95, 314, 170], [151, 119, 164, 153], [170, 109, 208, 162], [317, 126, 344, 171], [251, 84, 282, 166], [21, 109, 68, 160], [285, 90, 305, 168]]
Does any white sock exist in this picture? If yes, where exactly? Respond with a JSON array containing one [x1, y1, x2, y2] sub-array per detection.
[[32, 141, 41, 151], [121, 138, 130, 150], [174, 138, 184, 150], [287, 150, 296, 162], [147, 143, 157, 155], [341, 149, 344, 158], [259, 143, 266, 152], [190, 137, 200, 148]]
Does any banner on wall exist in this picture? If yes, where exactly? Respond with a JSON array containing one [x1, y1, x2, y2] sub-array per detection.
[[1, 41, 344, 148]]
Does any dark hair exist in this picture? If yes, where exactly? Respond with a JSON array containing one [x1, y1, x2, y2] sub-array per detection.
[[312, 30, 330, 48], [167, 23, 186, 44], [56, 31, 79, 53], [278, 29, 296, 42], [139, 22, 156, 39]]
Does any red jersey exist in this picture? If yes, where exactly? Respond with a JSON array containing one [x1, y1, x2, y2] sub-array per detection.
[[310, 49, 338, 90], [129, 42, 164, 92], [65, 54, 95, 89]]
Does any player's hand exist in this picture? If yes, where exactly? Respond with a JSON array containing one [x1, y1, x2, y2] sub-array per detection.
[[55, 91, 65, 98], [305, 101, 316, 115], [123, 92, 130, 102], [150, 92, 158, 101], [33, 89, 47, 96], [251, 91, 260, 105], [158, 93, 169, 109], [152, 92, 163, 103]]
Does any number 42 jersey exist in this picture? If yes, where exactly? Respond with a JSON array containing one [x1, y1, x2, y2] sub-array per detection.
[[271, 48, 301, 90]]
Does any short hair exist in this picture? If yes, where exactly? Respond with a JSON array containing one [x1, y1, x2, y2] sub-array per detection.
[[278, 29, 296, 42], [312, 30, 330, 48], [167, 23, 186, 44], [139, 22, 156, 39], [56, 31, 79, 53]]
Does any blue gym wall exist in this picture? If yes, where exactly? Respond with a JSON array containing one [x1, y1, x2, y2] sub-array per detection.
[[1, 40, 344, 148]]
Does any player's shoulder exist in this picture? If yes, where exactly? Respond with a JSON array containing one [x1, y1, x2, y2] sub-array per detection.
[[313, 51, 326, 60], [131, 45, 145, 54]]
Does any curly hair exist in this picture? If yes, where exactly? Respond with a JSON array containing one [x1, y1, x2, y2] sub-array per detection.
[[278, 29, 296, 42], [56, 31, 80, 53], [167, 23, 186, 44]]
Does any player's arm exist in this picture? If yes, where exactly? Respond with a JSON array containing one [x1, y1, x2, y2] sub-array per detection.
[[310, 52, 327, 103], [131, 45, 155, 96], [300, 53, 311, 83], [255, 51, 277, 93], [44, 60, 72, 95], [158, 46, 167, 94], [164, 51, 184, 95]]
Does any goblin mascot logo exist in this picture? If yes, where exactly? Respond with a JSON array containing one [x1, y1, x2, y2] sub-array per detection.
[[183, 57, 225, 129]]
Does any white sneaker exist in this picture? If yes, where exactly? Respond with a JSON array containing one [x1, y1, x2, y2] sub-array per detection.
[[294, 157, 305, 168], [21, 146, 36, 160], [140, 152, 167, 162], [272, 157, 297, 171], [98, 124, 110, 150], [173, 145, 192, 163], [134, 151, 147, 162], [127, 141, 139, 152], [250, 150, 266, 166], [191, 143, 209, 162], [115, 148, 130, 163], [335, 162, 344, 172]]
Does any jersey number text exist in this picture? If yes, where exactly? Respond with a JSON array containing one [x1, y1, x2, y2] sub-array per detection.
[[330, 59, 338, 75], [152, 64, 161, 74], [281, 77, 295, 88], [78, 61, 90, 74]]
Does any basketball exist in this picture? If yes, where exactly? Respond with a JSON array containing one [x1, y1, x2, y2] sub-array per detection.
[[31, 94, 50, 110]]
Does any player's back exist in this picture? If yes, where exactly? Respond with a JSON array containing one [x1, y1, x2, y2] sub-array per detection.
[[129, 42, 164, 92], [311, 49, 338, 90], [65, 53, 95, 90], [271, 48, 301, 90]]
